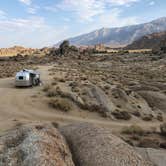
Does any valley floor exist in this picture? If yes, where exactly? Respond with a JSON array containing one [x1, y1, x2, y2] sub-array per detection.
[[0, 53, 166, 165], [0, 63, 163, 134]]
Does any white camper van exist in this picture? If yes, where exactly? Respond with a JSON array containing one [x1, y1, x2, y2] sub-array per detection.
[[15, 69, 40, 87]]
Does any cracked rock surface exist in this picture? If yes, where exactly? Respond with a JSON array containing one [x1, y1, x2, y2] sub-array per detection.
[[0, 123, 74, 166]]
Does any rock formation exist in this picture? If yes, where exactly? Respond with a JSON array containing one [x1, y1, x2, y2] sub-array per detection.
[[60, 123, 153, 166], [0, 123, 74, 166]]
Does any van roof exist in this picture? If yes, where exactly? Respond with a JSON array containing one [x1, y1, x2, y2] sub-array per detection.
[[16, 69, 40, 77]]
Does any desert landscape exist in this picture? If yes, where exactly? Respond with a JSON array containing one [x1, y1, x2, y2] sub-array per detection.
[[0, 38, 166, 165], [0, 0, 166, 165]]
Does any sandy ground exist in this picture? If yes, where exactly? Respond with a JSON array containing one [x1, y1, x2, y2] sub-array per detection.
[[0, 64, 162, 134]]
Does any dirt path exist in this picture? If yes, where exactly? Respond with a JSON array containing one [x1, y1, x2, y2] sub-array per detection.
[[0, 64, 162, 133]]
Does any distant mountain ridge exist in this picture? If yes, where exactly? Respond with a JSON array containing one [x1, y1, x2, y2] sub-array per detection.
[[125, 31, 166, 50], [56, 17, 166, 47]]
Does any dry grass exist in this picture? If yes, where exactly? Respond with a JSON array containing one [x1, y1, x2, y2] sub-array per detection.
[[43, 84, 52, 92], [48, 98, 72, 112], [141, 114, 153, 121], [47, 88, 57, 97], [121, 125, 145, 136], [138, 137, 160, 148], [53, 77, 66, 83]]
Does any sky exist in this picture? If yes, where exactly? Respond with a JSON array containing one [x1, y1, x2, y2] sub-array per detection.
[[0, 0, 166, 48]]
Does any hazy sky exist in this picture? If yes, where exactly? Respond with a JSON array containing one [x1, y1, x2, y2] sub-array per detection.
[[0, 0, 166, 48]]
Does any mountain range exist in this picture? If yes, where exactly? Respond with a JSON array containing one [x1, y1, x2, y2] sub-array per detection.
[[125, 31, 166, 50], [56, 17, 166, 47]]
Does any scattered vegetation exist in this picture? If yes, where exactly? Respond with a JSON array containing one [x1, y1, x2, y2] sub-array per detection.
[[138, 137, 160, 148], [141, 114, 153, 121], [121, 125, 145, 136], [51, 122, 59, 128], [160, 122, 166, 136], [48, 98, 72, 112], [111, 109, 131, 120], [43, 84, 52, 92]]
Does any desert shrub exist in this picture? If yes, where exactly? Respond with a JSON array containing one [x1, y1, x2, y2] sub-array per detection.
[[54, 77, 66, 83], [51, 81, 57, 86], [43, 84, 52, 92], [160, 142, 166, 149], [142, 114, 153, 121], [121, 125, 144, 136], [118, 50, 129, 55], [47, 88, 57, 97], [51, 122, 59, 128], [58, 78, 66, 82], [71, 87, 80, 93], [157, 113, 163, 121], [55, 86, 62, 95], [116, 105, 122, 108], [68, 81, 78, 87], [131, 110, 141, 117], [48, 98, 71, 112], [111, 109, 131, 120], [160, 122, 166, 136], [138, 138, 160, 148], [103, 85, 110, 90]]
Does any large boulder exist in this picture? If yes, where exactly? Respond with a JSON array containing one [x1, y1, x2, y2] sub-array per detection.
[[60, 123, 153, 166], [0, 123, 74, 166]]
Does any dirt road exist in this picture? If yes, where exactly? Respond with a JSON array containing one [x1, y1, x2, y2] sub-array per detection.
[[0, 65, 162, 134]]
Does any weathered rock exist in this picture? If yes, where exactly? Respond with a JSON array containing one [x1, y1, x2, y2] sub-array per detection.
[[110, 87, 153, 117], [60, 123, 153, 166], [138, 91, 166, 113], [0, 123, 74, 166], [135, 147, 166, 166], [79, 84, 115, 117]]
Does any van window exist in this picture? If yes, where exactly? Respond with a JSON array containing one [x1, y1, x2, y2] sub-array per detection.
[[19, 76, 24, 80]]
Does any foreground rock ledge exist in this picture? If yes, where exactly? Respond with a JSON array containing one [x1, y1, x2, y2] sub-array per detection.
[[0, 123, 74, 166], [60, 123, 153, 166]]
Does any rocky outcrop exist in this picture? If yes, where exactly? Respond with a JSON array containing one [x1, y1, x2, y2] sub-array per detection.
[[80, 84, 115, 117], [0, 123, 74, 166], [138, 91, 166, 113], [60, 123, 153, 166], [135, 148, 166, 166]]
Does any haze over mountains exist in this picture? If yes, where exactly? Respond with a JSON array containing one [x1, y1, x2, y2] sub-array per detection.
[[57, 17, 166, 47]]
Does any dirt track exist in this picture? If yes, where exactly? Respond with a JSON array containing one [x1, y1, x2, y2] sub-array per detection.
[[0, 64, 162, 134]]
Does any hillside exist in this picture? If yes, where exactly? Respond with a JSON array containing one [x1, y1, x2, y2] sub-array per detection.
[[125, 31, 166, 50], [56, 17, 166, 47]]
